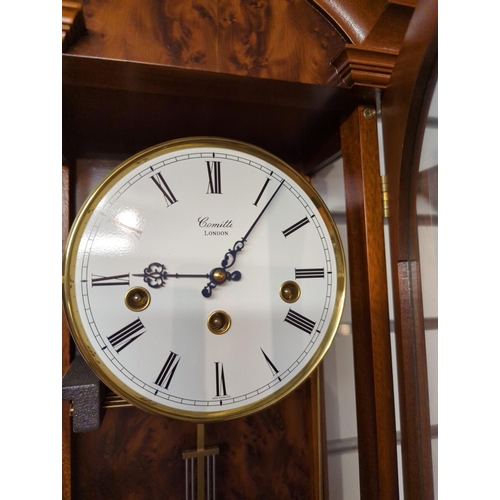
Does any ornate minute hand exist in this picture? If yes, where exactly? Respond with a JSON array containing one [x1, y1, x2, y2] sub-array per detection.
[[202, 179, 285, 298], [134, 262, 209, 289]]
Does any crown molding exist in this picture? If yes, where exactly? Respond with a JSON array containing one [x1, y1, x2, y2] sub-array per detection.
[[329, 44, 398, 89], [62, 1, 87, 52]]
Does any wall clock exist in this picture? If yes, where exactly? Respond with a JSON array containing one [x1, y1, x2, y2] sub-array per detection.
[[63, 137, 346, 422]]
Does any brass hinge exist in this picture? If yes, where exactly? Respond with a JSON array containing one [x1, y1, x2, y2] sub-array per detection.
[[381, 175, 389, 219]]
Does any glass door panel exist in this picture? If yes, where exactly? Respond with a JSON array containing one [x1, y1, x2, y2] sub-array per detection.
[[312, 157, 360, 499], [416, 81, 438, 498]]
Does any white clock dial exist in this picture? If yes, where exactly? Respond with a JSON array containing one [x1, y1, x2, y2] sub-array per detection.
[[64, 138, 346, 421]]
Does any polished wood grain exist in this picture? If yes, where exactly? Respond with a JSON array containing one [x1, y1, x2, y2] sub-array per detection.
[[62, 345, 72, 500], [361, 1, 414, 51], [308, 0, 414, 46], [340, 105, 399, 499], [381, 0, 437, 497], [329, 44, 398, 88], [64, 1, 417, 91], [62, 1, 87, 52], [66, 0, 344, 85], [310, 0, 414, 88], [73, 158, 124, 211], [69, 0, 217, 70], [207, 372, 324, 499], [62, 53, 350, 111], [71, 406, 195, 499], [62, 165, 72, 500], [309, 0, 385, 44], [217, 0, 344, 83], [62, 54, 362, 173], [71, 373, 324, 499]]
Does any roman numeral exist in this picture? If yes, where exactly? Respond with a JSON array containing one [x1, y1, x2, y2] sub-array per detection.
[[155, 351, 180, 390], [284, 309, 316, 334], [261, 348, 281, 380], [215, 362, 227, 397], [282, 217, 309, 237], [107, 318, 145, 352], [151, 172, 178, 206], [295, 268, 325, 279], [253, 178, 271, 206], [91, 273, 130, 286], [206, 161, 222, 194]]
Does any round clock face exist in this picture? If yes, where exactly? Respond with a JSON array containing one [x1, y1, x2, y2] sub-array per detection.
[[64, 138, 346, 422]]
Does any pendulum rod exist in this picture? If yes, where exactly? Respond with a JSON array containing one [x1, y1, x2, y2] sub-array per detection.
[[183, 424, 219, 500]]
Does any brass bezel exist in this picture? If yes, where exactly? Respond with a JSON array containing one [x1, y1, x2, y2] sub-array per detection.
[[63, 137, 347, 423]]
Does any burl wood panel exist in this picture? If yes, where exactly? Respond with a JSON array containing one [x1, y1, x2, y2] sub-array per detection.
[[216, 0, 344, 83], [71, 0, 217, 69], [72, 375, 322, 500], [207, 374, 323, 499], [66, 0, 345, 85], [72, 407, 196, 499]]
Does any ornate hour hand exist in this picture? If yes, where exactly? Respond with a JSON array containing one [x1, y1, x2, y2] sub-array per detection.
[[201, 179, 284, 297], [134, 262, 210, 289]]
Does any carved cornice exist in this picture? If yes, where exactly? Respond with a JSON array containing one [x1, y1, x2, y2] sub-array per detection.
[[329, 44, 398, 89], [61, 0, 415, 90], [309, 0, 415, 89], [62, 1, 87, 52]]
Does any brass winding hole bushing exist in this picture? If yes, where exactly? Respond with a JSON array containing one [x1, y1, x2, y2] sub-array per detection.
[[279, 281, 301, 303], [208, 310, 231, 335], [124, 287, 151, 312]]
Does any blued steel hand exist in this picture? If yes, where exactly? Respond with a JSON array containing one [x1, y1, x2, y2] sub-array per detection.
[[202, 179, 285, 297], [134, 262, 209, 289]]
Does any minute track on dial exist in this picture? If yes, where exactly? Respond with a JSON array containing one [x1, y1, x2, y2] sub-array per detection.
[[63, 137, 346, 423]]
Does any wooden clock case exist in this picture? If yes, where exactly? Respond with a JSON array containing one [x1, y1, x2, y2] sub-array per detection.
[[62, 1, 437, 498]]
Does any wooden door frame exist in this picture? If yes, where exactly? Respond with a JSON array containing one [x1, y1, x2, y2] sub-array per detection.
[[340, 104, 399, 500], [382, 0, 438, 498]]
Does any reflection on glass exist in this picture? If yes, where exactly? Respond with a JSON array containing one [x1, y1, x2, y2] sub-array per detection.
[[110, 208, 143, 237], [90, 208, 144, 256], [416, 81, 438, 499], [312, 157, 360, 500]]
